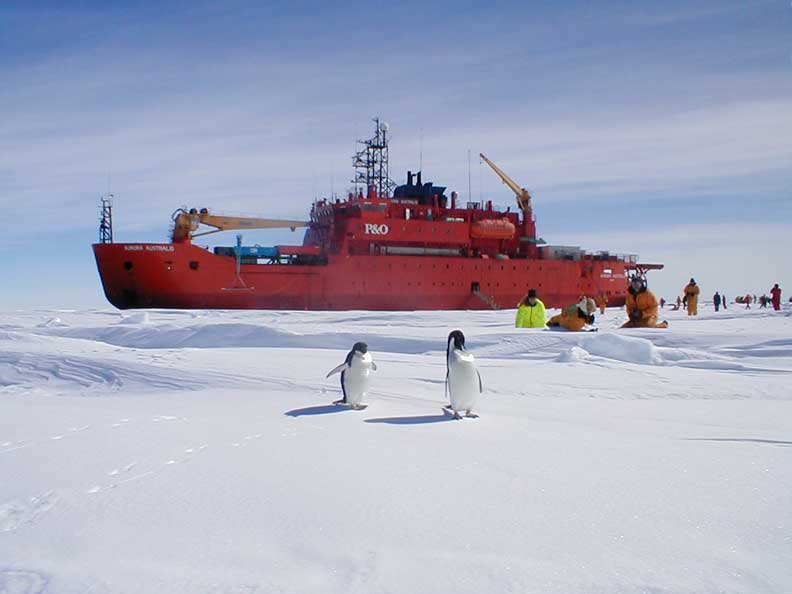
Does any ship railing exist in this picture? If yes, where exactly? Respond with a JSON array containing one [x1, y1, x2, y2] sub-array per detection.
[[582, 251, 639, 263]]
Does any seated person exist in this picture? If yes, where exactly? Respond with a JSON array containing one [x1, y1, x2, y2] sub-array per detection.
[[621, 276, 668, 328], [515, 288, 547, 328], [547, 298, 595, 331]]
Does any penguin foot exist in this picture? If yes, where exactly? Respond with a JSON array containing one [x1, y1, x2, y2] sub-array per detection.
[[465, 411, 479, 418], [332, 399, 345, 405], [452, 411, 463, 420]]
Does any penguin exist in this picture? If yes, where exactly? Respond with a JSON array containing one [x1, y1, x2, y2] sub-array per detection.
[[445, 330, 482, 419], [326, 342, 377, 409]]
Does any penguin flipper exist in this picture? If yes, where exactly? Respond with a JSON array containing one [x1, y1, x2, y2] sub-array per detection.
[[326, 363, 349, 378], [371, 361, 378, 371], [477, 369, 483, 393]]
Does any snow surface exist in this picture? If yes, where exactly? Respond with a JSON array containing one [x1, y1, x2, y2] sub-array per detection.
[[1, 304, 791, 594]]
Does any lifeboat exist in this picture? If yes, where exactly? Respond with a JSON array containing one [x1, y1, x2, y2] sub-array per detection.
[[470, 218, 516, 239]]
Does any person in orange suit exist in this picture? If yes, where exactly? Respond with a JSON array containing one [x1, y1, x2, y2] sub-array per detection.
[[547, 298, 596, 331], [595, 292, 608, 315], [621, 276, 668, 328], [770, 283, 782, 311], [684, 278, 700, 316]]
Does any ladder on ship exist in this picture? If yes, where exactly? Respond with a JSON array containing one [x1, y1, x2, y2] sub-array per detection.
[[472, 288, 500, 310]]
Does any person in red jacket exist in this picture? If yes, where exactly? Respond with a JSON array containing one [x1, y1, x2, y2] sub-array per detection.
[[770, 284, 782, 311]]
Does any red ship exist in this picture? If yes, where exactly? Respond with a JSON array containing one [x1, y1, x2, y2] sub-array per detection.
[[93, 120, 661, 311]]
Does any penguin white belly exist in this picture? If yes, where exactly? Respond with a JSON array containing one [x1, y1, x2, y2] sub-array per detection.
[[342, 365, 372, 406], [448, 352, 479, 413]]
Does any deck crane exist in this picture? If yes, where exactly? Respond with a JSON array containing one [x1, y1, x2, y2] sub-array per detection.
[[479, 153, 539, 246], [479, 153, 532, 214], [171, 208, 310, 242]]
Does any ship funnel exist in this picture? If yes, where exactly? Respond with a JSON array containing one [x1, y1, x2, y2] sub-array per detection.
[[407, 170, 413, 185], [417, 171, 422, 186]]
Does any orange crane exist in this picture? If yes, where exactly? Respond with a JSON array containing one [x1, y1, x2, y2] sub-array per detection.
[[172, 208, 310, 242], [479, 153, 532, 214]]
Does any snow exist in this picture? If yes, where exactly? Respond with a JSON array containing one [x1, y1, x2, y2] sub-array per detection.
[[1, 304, 791, 593]]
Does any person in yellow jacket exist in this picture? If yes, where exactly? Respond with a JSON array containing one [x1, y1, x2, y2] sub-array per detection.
[[515, 288, 547, 328], [621, 276, 668, 328], [547, 298, 596, 331], [684, 278, 700, 316], [595, 292, 608, 315]]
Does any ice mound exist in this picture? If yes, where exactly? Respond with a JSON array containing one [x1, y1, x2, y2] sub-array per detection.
[[37, 317, 68, 328], [117, 312, 150, 325], [556, 346, 590, 363], [580, 333, 663, 365]]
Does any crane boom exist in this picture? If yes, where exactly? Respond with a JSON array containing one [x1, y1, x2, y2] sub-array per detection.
[[172, 208, 310, 241], [479, 153, 532, 213]]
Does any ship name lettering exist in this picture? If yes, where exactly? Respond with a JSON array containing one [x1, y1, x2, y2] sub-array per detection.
[[145, 245, 175, 252], [124, 245, 144, 251], [364, 223, 390, 235]]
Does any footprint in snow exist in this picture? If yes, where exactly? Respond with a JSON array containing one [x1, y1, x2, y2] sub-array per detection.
[[0, 569, 49, 594]]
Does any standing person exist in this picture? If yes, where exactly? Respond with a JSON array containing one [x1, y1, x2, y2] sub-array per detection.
[[722, 293, 727, 309], [744, 292, 751, 309], [659, 297, 666, 309], [684, 278, 700, 316], [595, 292, 608, 315], [515, 288, 547, 328], [713, 291, 721, 312], [621, 276, 668, 328], [770, 283, 782, 311]]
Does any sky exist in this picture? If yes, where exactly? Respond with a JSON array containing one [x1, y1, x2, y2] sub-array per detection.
[[1, 0, 790, 309]]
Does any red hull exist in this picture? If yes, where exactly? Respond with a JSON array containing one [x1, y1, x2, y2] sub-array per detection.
[[94, 242, 632, 310]]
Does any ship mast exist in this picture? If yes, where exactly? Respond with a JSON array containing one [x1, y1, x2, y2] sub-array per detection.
[[352, 117, 395, 199], [99, 194, 114, 244]]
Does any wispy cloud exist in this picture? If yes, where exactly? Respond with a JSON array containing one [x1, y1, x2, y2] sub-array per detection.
[[0, 1, 789, 306]]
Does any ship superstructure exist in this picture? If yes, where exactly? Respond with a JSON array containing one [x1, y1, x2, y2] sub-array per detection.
[[93, 120, 660, 310]]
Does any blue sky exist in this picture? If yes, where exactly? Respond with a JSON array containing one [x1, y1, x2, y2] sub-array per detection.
[[1, 1, 790, 309]]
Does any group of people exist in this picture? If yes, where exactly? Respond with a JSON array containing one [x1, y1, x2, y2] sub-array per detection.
[[732, 285, 783, 310], [514, 279, 784, 332], [514, 275, 668, 332], [514, 289, 597, 332]]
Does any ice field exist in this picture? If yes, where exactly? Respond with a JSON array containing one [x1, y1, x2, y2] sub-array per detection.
[[1, 304, 791, 594]]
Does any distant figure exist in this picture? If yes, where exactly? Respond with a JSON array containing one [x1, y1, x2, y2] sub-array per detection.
[[684, 278, 700, 316], [744, 292, 751, 309], [515, 288, 547, 328], [659, 297, 666, 309], [722, 294, 727, 309], [621, 276, 668, 328], [595, 292, 608, 315], [759, 295, 768, 308], [753, 294, 758, 304], [547, 298, 596, 331], [713, 291, 721, 312], [675, 296, 682, 310], [770, 284, 782, 311]]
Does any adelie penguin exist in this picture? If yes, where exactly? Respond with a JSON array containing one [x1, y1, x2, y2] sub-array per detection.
[[326, 342, 378, 410], [445, 330, 483, 419]]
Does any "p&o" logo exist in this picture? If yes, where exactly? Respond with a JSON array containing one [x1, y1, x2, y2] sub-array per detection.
[[364, 223, 390, 235]]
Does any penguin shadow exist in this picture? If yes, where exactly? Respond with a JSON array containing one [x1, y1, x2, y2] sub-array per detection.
[[364, 412, 454, 425], [285, 404, 356, 417]]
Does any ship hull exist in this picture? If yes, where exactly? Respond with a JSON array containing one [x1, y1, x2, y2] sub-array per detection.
[[94, 243, 630, 310]]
